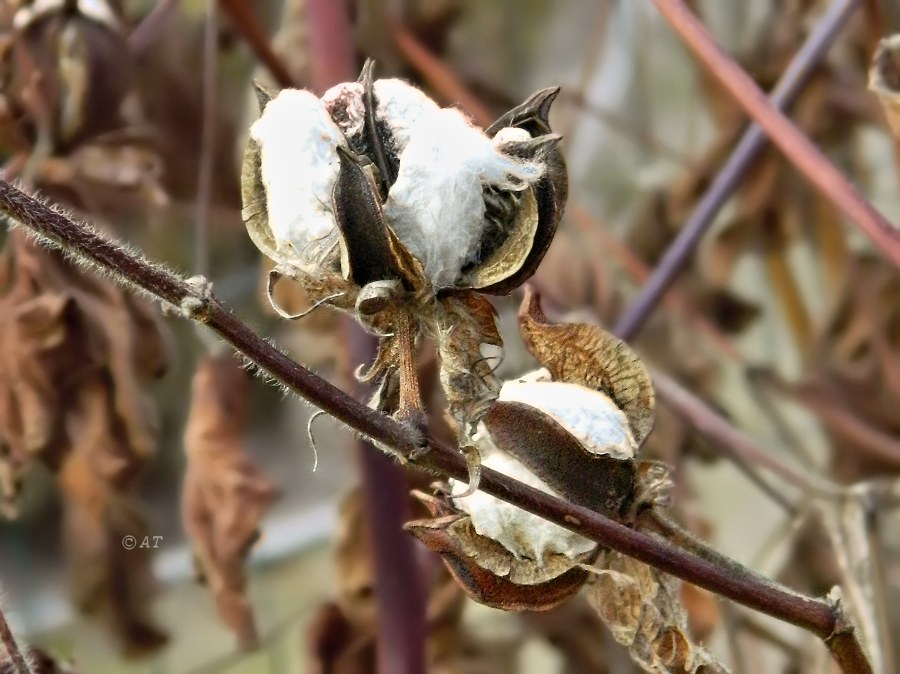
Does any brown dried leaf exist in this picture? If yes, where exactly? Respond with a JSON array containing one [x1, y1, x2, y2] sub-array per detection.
[[518, 286, 655, 445], [586, 551, 729, 673], [57, 441, 167, 657], [182, 354, 279, 651]]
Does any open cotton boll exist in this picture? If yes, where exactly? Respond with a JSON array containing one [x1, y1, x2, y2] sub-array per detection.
[[250, 89, 348, 253], [384, 107, 545, 288], [452, 426, 596, 563], [499, 380, 636, 459], [322, 82, 366, 140]]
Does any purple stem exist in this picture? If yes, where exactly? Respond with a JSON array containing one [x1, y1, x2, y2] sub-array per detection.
[[614, 0, 860, 340]]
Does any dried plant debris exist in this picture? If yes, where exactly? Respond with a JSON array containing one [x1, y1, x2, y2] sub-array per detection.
[[586, 551, 728, 674], [242, 60, 566, 458], [182, 354, 279, 651], [869, 34, 900, 139], [0, 230, 170, 654], [407, 289, 665, 612]]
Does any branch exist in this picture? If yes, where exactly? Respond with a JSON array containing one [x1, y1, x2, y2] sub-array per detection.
[[218, 0, 297, 88], [0, 181, 871, 674], [614, 0, 861, 339], [650, 0, 900, 269]]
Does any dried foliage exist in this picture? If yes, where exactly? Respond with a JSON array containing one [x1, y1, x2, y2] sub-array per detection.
[[182, 353, 279, 651], [0, 226, 170, 654], [0, 1, 898, 673]]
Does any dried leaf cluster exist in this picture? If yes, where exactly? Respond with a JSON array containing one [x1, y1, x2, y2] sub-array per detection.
[[0, 227, 170, 654]]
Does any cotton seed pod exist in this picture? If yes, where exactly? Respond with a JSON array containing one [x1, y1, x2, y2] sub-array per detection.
[[241, 61, 565, 297], [407, 290, 661, 612]]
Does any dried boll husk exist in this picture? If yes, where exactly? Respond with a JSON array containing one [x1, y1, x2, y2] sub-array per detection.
[[242, 62, 564, 295], [243, 64, 567, 464], [10, 0, 131, 147], [406, 489, 598, 612], [407, 289, 662, 613]]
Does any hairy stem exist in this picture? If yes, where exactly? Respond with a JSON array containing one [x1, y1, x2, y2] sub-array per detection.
[[0, 180, 872, 673]]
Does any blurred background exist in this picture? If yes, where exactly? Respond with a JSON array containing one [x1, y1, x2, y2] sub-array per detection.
[[1, 0, 900, 672]]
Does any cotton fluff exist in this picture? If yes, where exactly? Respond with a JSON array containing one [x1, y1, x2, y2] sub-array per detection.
[[452, 426, 596, 563], [384, 107, 545, 288], [250, 89, 348, 254], [499, 380, 636, 459], [373, 79, 442, 151]]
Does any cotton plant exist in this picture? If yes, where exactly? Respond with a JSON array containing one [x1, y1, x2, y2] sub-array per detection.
[[241, 61, 567, 467]]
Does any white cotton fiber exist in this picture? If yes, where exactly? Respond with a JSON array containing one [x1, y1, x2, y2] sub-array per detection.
[[499, 380, 636, 459], [374, 79, 441, 152], [452, 426, 596, 563], [250, 89, 347, 253], [384, 107, 545, 288]]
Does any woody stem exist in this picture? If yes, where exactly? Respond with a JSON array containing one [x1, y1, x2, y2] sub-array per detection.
[[396, 309, 423, 424], [0, 180, 871, 674]]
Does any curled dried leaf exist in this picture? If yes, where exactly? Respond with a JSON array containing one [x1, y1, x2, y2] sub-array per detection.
[[182, 355, 279, 651], [586, 551, 729, 673]]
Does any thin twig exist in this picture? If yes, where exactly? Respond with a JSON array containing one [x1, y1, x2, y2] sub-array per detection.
[[615, 0, 862, 339], [195, 0, 217, 278], [305, 3, 427, 672], [0, 180, 872, 674], [650, 0, 900, 268], [651, 371, 840, 500], [218, 0, 296, 88], [391, 22, 494, 126]]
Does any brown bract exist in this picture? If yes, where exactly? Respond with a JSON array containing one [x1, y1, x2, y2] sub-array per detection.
[[405, 491, 597, 612], [586, 551, 728, 674], [182, 354, 279, 651], [518, 286, 655, 446]]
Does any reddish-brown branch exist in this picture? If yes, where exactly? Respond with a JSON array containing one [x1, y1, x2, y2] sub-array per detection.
[[650, 0, 900, 268], [218, 0, 296, 88], [391, 23, 494, 126], [0, 180, 871, 674], [616, 0, 861, 339]]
